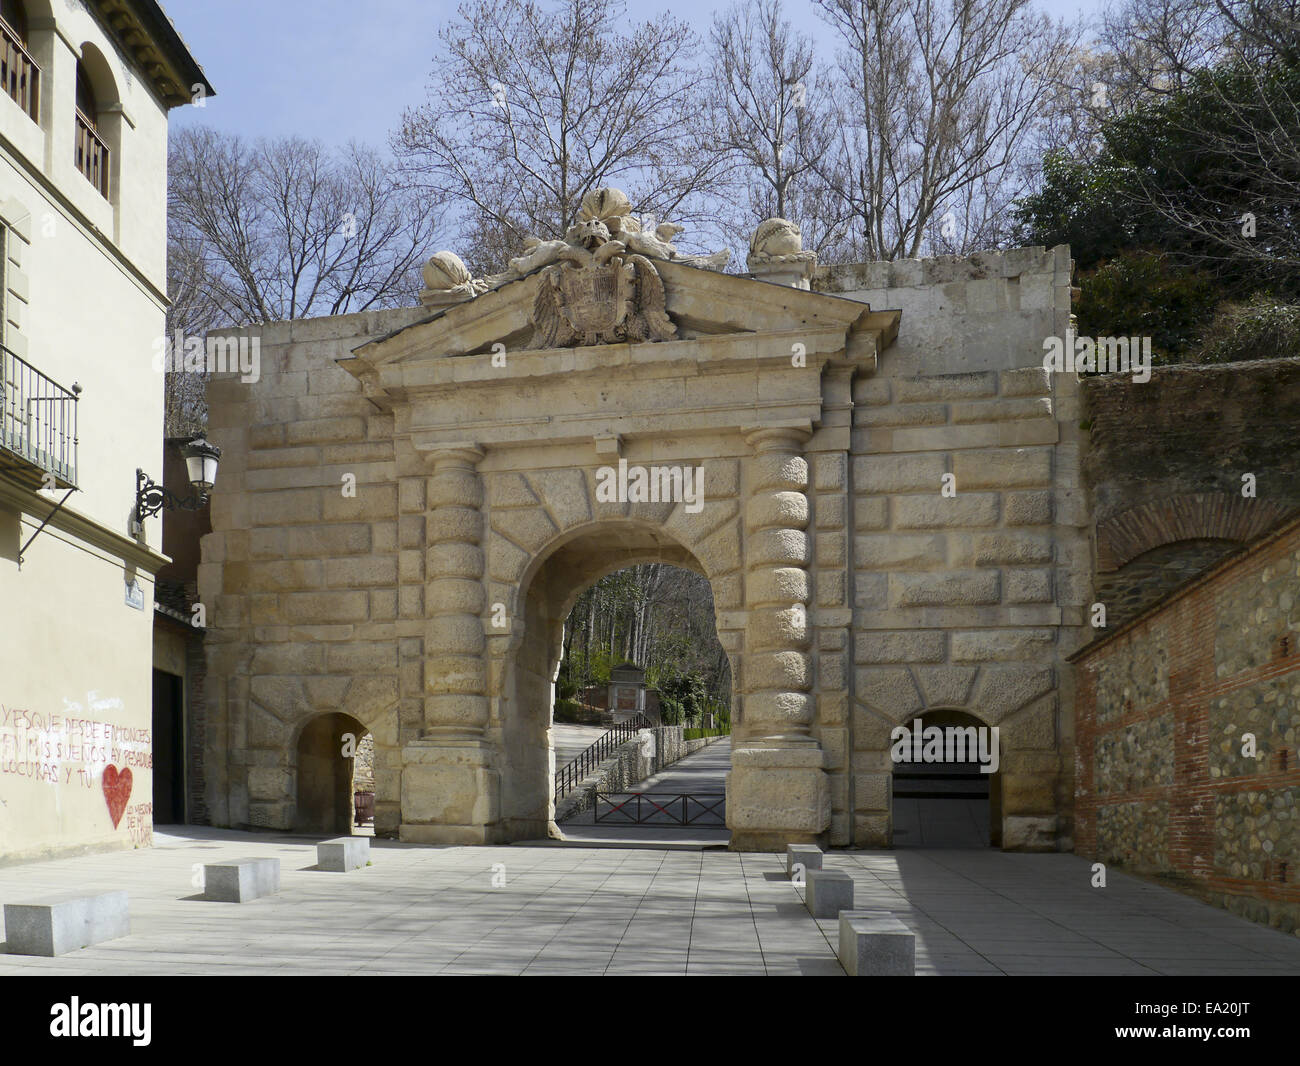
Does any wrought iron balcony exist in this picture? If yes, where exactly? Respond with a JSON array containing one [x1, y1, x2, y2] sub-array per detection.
[[0, 345, 79, 490]]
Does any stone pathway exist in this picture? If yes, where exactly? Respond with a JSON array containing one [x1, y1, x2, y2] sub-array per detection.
[[3, 827, 1299, 974], [551, 722, 610, 769], [556, 737, 731, 846], [812, 849, 1300, 975]]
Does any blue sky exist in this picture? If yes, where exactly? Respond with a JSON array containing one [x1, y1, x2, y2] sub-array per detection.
[[164, 0, 1108, 145]]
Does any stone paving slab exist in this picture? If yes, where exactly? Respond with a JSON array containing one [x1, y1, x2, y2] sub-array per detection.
[[1, 827, 1297, 975], [0, 827, 840, 976]]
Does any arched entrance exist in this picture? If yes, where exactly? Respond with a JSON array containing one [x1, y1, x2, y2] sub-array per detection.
[[295, 711, 368, 834], [890, 709, 1002, 848], [498, 520, 733, 839]]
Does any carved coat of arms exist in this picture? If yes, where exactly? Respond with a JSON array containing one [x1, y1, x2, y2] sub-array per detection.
[[529, 217, 677, 349]]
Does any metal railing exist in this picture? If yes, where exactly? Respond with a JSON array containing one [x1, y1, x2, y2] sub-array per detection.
[[75, 107, 108, 197], [594, 792, 726, 828], [0, 17, 38, 122], [0, 345, 79, 488], [554, 714, 652, 801]]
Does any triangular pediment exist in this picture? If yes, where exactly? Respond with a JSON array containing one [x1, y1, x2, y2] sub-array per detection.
[[344, 258, 899, 391]]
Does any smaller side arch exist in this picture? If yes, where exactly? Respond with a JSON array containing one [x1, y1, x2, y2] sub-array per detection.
[[294, 710, 368, 835], [1097, 493, 1286, 571]]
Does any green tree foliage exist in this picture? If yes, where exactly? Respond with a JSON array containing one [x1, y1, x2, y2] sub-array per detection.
[[1074, 251, 1217, 362], [1015, 52, 1300, 362], [556, 564, 731, 719]]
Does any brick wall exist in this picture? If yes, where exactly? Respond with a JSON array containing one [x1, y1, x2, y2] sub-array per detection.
[[1074, 514, 1300, 935], [1083, 359, 1300, 627]]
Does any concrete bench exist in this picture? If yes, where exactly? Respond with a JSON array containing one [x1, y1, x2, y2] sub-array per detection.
[[203, 858, 281, 903], [786, 844, 823, 879], [804, 868, 854, 919], [4, 891, 129, 956], [317, 837, 369, 872], [838, 911, 915, 976]]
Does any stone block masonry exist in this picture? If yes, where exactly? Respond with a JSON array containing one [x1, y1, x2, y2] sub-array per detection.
[[199, 243, 1081, 852], [1073, 512, 1300, 936], [3, 891, 130, 956], [819, 247, 1086, 852]]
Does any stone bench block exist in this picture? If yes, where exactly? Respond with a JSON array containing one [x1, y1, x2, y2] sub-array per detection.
[[805, 868, 854, 919], [317, 837, 369, 872], [203, 858, 281, 902], [838, 911, 915, 976], [4, 891, 129, 956], [786, 844, 823, 878]]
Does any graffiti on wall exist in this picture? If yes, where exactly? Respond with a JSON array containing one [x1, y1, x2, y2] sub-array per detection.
[[0, 693, 151, 831]]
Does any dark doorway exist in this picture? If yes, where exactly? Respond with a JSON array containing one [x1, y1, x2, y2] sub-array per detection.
[[151, 669, 185, 824], [891, 710, 999, 848], [296, 712, 368, 834]]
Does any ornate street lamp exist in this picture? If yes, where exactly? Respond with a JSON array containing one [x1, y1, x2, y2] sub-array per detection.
[[133, 436, 222, 529]]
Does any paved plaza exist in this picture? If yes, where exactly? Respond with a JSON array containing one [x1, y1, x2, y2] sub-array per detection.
[[2, 821, 1299, 975]]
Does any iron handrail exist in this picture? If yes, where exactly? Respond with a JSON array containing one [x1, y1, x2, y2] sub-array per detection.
[[554, 713, 652, 800]]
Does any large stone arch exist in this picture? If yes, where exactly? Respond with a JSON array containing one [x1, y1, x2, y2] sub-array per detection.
[[202, 217, 915, 851], [492, 516, 739, 840]]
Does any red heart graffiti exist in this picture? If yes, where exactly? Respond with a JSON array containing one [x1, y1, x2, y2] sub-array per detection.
[[102, 765, 132, 829]]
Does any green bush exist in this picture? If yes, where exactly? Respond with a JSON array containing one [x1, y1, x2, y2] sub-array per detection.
[[1196, 295, 1300, 364], [553, 698, 582, 723], [683, 727, 730, 740], [1076, 250, 1218, 363]]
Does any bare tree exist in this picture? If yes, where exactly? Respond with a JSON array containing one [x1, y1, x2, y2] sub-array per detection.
[[168, 127, 437, 325], [163, 232, 224, 437], [706, 0, 844, 257], [392, 0, 730, 275], [811, 0, 1079, 259], [1099, 0, 1234, 101]]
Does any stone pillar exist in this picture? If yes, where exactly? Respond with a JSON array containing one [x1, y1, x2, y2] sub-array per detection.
[[728, 424, 830, 850], [400, 443, 500, 843]]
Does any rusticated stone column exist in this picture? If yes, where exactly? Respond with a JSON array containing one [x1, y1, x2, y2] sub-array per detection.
[[424, 444, 488, 739], [728, 424, 830, 851], [400, 442, 500, 844]]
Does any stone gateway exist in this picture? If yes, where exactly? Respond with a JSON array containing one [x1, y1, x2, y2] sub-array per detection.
[[200, 191, 1086, 851]]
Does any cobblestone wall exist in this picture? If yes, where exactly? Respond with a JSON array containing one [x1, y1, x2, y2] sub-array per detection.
[[1075, 515, 1300, 936]]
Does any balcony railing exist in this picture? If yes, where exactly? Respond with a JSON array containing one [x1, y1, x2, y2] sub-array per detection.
[[75, 108, 108, 198], [0, 17, 38, 122], [0, 345, 79, 490]]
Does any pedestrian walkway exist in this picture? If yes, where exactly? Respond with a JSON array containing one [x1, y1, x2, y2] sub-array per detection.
[[2, 825, 1298, 975], [556, 737, 731, 846], [551, 723, 609, 768]]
